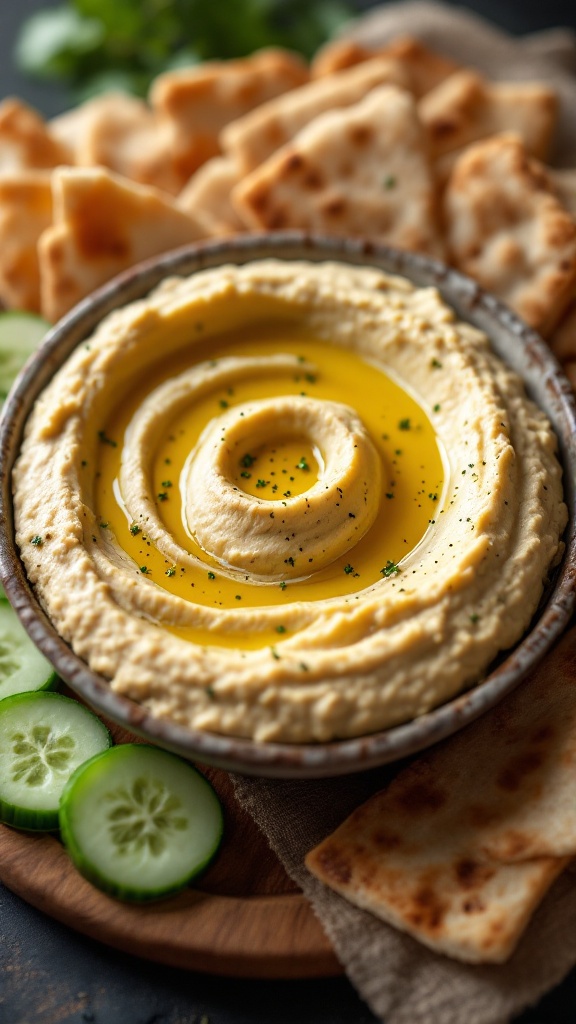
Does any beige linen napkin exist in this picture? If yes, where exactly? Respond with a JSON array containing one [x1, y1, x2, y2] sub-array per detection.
[[230, 6, 576, 1021]]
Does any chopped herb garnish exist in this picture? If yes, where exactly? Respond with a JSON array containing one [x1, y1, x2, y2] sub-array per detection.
[[398, 418, 411, 431], [470, 613, 480, 624], [130, 523, 141, 536], [276, 625, 287, 634], [219, 399, 228, 409], [344, 563, 354, 574], [241, 453, 256, 468], [433, 403, 441, 412], [99, 521, 109, 528], [161, 480, 172, 488], [206, 685, 215, 699], [157, 491, 168, 502], [207, 571, 216, 580], [31, 535, 43, 546], [383, 174, 396, 189], [165, 566, 176, 577], [240, 471, 251, 479], [256, 479, 268, 488], [296, 457, 310, 471], [381, 560, 400, 577], [279, 581, 287, 590], [140, 565, 150, 574], [430, 358, 443, 369]]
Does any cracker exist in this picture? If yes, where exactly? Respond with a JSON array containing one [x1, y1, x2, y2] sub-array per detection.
[[51, 93, 181, 196], [221, 56, 412, 173], [0, 98, 72, 172], [177, 156, 248, 236], [0, 171, 53, 313], [232, 84, 442, 256], [311, 34, 459, 97], [420, 70, 558, 180], [444, 133, 576, 335], [38, 167, 205, 323], [306, 626, 576, 963], [149, 47, 309, 184]]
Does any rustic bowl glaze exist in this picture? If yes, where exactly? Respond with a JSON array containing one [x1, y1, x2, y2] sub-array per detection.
[[1, 234, 575, 778]]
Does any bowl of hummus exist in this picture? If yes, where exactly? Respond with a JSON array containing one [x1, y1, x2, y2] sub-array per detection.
[[1, 234, 575, 777]]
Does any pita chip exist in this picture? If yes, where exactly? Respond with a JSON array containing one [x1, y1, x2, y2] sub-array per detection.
[[177, 157, 248, 236], [311, 34, 460, 98], [420, 70, 558, 180], [221, 57, 412, 173], [0, 171, 52, 313], [50, 93, 182, 196], [307, 626, 576, 963], [149, 48, 309, 184], [444, 133, 576, 335], [232, 84, 442, 257], [38, 167, 205, 323], [0, 98, 72, 173]]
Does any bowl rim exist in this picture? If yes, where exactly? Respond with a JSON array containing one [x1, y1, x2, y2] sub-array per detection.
[[1, 232, 575, 778]]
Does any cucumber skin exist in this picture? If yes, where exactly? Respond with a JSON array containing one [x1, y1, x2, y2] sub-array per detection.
[[59, 744, 224, 903], [0, 691, 113, 831]]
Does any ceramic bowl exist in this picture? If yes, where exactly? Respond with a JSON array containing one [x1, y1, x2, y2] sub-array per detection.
[[1, 233, 575, 777]]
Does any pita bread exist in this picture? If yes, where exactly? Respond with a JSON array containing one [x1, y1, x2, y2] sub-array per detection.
[[149, 48, 309, 184], [551, 168, 576, 219], [311, 34, 460, 98], [307, 625, 576, 963], [0, 98, 72, 173], [50, 93, 182, 196], [0, 172, 52, 313], [420, 70, 558, 180], [232, 84, 442, 256], [221, 56, 413, 173], [38, 167, 205, 323], [177, 156, 248, 236], [444, 133, 576, 335]]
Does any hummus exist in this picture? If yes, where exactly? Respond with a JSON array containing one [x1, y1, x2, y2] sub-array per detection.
[[13, 261, 567, 742]]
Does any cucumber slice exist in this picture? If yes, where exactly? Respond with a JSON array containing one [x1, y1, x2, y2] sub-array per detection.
[[0, 601, 57, 699], [0, 311, 50, 402], [59, 744, 224, 902], [0, 691, 112, 830]]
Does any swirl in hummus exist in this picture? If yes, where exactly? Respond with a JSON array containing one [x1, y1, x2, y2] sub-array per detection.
[[13, 261, 567, 742]]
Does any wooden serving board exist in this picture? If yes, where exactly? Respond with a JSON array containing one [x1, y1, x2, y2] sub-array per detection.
[[0, 713, 341, 979]]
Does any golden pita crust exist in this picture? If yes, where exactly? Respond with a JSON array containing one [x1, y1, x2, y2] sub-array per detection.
[[38, 167, 205, 323], [307, 626, 576, 963], [232, 84, 442, 256], [311, 34, 460, 97], [420, 70, 558, 181], [0, 171, 52, 313], [150, 48, 309, 183], [51, 93, 181, 196], [0, 98, 72, 172], [177, 156, 248, 236], [444, 133, 576, 335], [221, 57, 412, 173]]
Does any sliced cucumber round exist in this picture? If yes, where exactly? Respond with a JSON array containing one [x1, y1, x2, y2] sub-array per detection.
[[0, 601, 57, 699], [0, 691, 112, 830], [0, 311, 50, 402], [59, 744, 224, 902]]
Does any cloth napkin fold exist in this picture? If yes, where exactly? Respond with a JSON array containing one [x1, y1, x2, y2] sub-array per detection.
[[231, 7, 576, 1021]]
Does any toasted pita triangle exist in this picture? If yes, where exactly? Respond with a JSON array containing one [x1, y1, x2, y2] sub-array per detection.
[[38, 167, 205, 323], [50, 93, 181, 196], [177, 156, 248, 236], [420, 70, 558, 181], [307, 626, 576, 963], [0, 98, 72, 173], [221, 57, 412, 173], [0, 171, 53, 313], [232, 84, 442, 257], [311, 34, 460, 98], [149, 48, 309, 184], [445, 133, 576, 335]]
